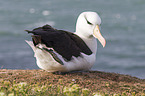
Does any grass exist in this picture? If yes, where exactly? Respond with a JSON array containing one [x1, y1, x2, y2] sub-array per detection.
[[0, 69, 145, 96], [1, 80, 144, 96], [0, 80, 90, 96], [0, 80, 98, 96]]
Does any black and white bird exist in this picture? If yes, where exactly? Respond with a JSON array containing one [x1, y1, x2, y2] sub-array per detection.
[[25, 11, 106, 72]]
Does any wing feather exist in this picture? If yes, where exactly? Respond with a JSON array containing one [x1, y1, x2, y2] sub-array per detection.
[[26, 25, 92, 61]]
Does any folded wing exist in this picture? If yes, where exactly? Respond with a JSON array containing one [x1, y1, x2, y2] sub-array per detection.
[[26, 25, 92, 61]]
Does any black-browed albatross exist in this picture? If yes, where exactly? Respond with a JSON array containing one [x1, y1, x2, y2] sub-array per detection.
[[25, 11, 106, 72]]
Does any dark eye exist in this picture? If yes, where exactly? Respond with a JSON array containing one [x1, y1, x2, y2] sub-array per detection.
[[87, 20, 93, 25], [85, 16, 93, 25]]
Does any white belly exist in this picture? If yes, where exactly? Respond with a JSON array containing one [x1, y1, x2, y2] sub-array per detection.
[[63, 53, 96, 71], [35, 49, 66, 72], [26, 40, 96, 72], [35, 49, 96, 72]]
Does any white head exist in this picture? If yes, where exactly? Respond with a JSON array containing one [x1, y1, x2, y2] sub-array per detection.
[[75, 12, 106, 47]]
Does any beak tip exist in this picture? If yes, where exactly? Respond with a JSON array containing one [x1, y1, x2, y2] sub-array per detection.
[[101, 39, 106, 48], [102, 44, 105, 48]]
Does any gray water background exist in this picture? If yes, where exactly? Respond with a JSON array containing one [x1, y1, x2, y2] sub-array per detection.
[[0, 0, 145, 79]]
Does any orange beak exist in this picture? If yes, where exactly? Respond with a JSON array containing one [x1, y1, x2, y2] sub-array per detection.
[[93, 25, 106, 47]]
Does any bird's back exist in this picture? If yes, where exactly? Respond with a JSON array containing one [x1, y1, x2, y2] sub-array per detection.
[[26, 25, 92, 61]]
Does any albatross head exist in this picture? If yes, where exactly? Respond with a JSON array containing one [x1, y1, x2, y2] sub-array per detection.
[[75, 12, 106, 47]]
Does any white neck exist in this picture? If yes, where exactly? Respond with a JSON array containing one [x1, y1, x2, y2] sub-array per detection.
[[75, 32, 97, 54]]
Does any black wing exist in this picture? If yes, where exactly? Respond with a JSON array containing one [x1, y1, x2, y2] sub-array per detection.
[[26, 25, 92, 61]]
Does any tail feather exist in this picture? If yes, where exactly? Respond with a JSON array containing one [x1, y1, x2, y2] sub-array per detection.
[[31, 35, 41, 46], [25, 40, 36, 52], [25, 30, 33, 34]]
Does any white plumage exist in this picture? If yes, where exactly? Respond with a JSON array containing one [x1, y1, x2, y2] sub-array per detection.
[[26, 11, 106, 72]]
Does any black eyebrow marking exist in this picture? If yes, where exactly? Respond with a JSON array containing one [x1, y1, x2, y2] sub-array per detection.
[[84, 16, 93, 25], [87, 20, 93, 25]]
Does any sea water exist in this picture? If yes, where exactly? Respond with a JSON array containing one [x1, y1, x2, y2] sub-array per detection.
[[0, 0, 145, 79]]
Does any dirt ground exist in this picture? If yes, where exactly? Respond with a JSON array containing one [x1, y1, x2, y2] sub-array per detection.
[[0, 69, 145, 94]]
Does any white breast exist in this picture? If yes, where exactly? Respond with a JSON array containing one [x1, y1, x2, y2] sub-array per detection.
[[26, 40, 96, 72]]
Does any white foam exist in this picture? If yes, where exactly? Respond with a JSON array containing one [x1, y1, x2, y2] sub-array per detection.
[[42, 10, 50, 16], [29, 8, 35, 14]]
